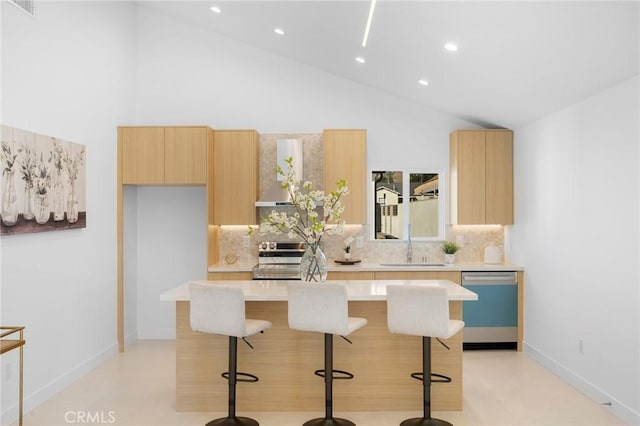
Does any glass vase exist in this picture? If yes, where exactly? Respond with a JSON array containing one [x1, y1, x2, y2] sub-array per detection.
[[35, 193, 50, 224], [1, 170, 18, 226], [66, 181, 78, 223], [23, 186, 34, 220], [300, 242, 328, 282], [53, 169, 65, 221]]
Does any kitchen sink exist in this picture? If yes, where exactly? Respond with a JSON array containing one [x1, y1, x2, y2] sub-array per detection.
[[379, 263, 446, 267]]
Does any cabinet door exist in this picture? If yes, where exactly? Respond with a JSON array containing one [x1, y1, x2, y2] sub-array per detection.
[[485, 131, 513, 224], [327, 271, 375, 280], [451, 130, 486, 224], [213, 130, 258, 225], [120, 127, 165, 184], [375, 271, 460, 283], [207, 272, 252, 280], [323, 129, 366, 224], [450, 130, 513, 225], [164, 127, 208, 184]]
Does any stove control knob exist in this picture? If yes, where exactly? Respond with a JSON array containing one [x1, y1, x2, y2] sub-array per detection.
[[260, 242, 268, 250], [269, 242, 277, 250]]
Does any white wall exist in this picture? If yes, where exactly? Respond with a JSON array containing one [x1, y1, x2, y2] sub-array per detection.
[[134, 186, 206, 339], [0, 2, 135, 424], [510, 76, 640, 424], [127, 5, 475, 340]]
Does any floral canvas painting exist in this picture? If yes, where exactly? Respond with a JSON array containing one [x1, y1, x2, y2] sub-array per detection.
[[0, 125, 86, 235]]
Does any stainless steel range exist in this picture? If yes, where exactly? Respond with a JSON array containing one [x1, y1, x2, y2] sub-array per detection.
[[251, 241, 307, 280]]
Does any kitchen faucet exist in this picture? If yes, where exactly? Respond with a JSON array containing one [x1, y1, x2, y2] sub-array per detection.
[[407, 224, 413, 264]]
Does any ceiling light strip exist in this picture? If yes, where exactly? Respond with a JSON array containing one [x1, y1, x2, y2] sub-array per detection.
[[362, 0, 377, 47]]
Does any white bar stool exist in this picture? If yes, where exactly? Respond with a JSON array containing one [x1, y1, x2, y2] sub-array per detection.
[[190, 283, 272, 426], [386, 284, 464, 426], [287, 282, 367, 426]]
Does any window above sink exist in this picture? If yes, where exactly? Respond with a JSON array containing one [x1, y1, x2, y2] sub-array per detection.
[[371, 170, 445, 241]]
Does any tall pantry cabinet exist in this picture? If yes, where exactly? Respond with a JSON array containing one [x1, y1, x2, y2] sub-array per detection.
[[117, 126, 214, 352]]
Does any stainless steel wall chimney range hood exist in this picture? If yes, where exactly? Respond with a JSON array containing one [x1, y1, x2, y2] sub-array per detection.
[[255, 138, 303, 207]]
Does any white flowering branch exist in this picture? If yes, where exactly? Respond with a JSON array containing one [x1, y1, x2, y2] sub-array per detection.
[[250, 157, 349, 246]]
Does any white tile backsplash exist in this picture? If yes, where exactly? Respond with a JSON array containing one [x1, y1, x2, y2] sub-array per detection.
[[217, 225, 504, 265]]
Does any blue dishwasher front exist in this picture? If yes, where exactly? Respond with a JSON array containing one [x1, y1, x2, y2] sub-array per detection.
[[462, 271, 517, 350]]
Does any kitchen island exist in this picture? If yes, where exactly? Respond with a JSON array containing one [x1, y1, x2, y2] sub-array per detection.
[[161, 279, 477, 412]]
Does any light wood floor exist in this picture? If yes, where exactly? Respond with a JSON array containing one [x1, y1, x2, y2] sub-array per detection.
[[16, 340, 626, 426]]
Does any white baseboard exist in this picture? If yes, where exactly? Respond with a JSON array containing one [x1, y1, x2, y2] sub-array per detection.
[[1, 342, 118, 426], [524, 342, 639, 425]]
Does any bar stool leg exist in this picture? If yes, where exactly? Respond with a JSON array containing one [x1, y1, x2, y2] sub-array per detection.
[[324, 333, 333, 420], [206, 337, 258, 426], [400, 337, 452, 426], [303, 334, 355, 426]]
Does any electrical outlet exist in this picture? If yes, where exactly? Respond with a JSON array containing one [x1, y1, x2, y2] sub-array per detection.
[[243, 236, 251, 248], [355, 236, 364, 248]]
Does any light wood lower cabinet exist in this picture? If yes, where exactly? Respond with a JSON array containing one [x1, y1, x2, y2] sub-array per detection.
[[207, 272, 252, 281], [374, 270, 461, 283], [327, 271, 375, 280]]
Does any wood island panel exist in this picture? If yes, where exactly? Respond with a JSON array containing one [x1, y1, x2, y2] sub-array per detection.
[[517, 271, 525, 351], [176, 298, 463, 412]]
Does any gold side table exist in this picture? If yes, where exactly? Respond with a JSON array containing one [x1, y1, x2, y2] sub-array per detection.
[[1, 326, 25, 426]]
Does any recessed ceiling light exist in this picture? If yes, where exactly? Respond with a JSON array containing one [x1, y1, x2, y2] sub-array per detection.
[[444, 42, 458, 52], [274, 28, 285, 36], [418, 79, 429, 86], [355, 56, 366, 64], [210, 6, 222, 14]]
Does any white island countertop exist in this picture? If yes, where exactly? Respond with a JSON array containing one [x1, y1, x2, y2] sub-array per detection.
[[160, 279, 478, 302]]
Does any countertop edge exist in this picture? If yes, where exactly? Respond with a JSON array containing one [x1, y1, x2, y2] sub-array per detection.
[[208, 262, 524, 273], [161, 279, 479, 302]]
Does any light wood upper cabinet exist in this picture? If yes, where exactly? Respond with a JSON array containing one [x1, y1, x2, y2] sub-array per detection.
[[212, 130, 258, 225], [164, 127, 208, 184], [120, 127, 165, 184], [323, 129, 367, 224], [485, 130, 514, 224], [450, 129, 513, 225], [119, 126, 209, 185]]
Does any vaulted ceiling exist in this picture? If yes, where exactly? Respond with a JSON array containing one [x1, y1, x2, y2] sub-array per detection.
[[138, 1, 639, 129]]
